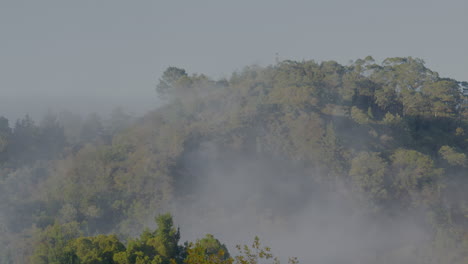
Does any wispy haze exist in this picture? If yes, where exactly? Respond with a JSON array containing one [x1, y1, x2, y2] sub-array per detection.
[[1, 0, 467, 120]]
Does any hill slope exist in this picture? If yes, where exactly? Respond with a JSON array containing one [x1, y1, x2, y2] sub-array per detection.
[[1, 57, 468, 263]]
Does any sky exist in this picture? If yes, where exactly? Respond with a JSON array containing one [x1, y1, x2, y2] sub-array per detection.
[[1, 0, 467, 121]]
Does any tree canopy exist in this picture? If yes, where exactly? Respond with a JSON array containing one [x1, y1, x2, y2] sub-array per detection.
[[1, 57, 468, 264]]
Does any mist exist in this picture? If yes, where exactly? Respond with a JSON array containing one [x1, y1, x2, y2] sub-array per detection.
[[0, 94, 157, 123], [169, 142, 431, 264]]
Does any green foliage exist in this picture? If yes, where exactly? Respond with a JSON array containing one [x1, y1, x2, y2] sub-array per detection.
[[113, 214, 183, 264], [195, 234, 230, 260], [31, 222, 81, 264], [439, 146, 467, 167], [151, 213, 182, 262], [381, 112, 402, 126], [157, 67, 188, 96], [349, 152, 388, 209], [235, 237, 279, 264], [390, 149, 442, 207], [28, 214, 185, 264], [185, 235, 231, 264], [235, 237, 297, 264], [350, 106, 371, 124], [70, 235, 125, 264], [1, 57, 468, 263], [422, 80, 461, 117], [0, 116, 11, 163]]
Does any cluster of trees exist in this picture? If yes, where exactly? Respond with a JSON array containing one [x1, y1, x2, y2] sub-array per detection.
[[0, 109, 135, 263], [0, 114, 65, 166], [0, 108, 134, 168], [31, 213, 289, 264], [1, 57, 467, 263], [30, 213, 185, 264]]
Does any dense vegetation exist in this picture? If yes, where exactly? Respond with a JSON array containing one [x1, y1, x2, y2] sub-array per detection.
[[1, 57, 468, 263]]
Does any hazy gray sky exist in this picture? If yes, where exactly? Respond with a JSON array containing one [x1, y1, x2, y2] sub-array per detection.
[[1, 0, 467, 121]]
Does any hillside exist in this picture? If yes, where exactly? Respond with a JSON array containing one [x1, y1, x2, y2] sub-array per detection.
[[1, 57, 468, 264]]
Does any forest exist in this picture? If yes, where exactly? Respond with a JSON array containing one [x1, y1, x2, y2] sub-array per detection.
[[0, 56, 468, 264]]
